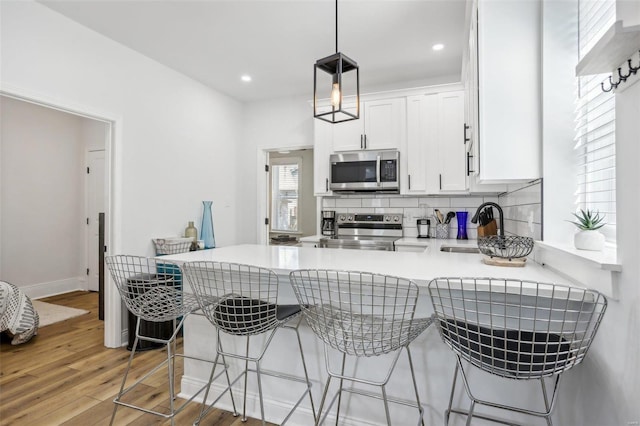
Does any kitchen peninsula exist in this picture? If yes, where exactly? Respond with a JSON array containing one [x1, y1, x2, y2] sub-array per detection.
[[160, 242, 574, 426]]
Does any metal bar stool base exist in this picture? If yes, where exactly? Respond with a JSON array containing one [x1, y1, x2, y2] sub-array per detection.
[[319, 386, 425, 426], [112, 355, 231, 421], [196, 366, 314, 425]]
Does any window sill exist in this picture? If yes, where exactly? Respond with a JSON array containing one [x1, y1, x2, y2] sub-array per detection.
[[535, 241, 621, 271], [534, 241, 621, 300]]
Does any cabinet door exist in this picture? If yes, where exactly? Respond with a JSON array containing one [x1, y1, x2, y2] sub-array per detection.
[[314, 120, 333, 195], [364, 98, 404, 150], [332, 103, 364, 151], [405, 95, 436, 194], [477, 0, 541, 182], [437, 91, 467, 192]]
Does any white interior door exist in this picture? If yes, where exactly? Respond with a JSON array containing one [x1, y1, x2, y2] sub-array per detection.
[[87, 150, 105, 292]]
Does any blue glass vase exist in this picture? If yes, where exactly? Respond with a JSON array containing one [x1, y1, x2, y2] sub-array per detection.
[[201, 201, 216, 249], [456, 211, 468, 240]]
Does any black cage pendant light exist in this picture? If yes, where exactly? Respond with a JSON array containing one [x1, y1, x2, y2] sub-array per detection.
[[314, 0, 360, 124]]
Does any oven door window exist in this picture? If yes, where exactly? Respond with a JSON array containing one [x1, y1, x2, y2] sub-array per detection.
[[331, 161, 377, 183]]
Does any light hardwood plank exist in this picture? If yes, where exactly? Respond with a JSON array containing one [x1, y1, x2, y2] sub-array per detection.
[[0, 291, 276, 426]]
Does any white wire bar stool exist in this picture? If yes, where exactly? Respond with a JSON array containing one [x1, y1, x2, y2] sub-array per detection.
[[428, 277, 607, 426], [105, 255, 233, 426], [182, 261, 317, 426], [289, 269, 434, 426]]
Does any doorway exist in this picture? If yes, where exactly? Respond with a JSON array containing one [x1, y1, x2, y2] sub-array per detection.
[[0, 92, 117, 345], [259, 148, 317, 245]]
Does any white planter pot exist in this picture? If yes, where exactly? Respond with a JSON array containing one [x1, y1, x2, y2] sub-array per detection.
[[574, 230, 605, 251]]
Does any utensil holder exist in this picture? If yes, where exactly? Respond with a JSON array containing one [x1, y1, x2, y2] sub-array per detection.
[[435, 223, 449, 239]]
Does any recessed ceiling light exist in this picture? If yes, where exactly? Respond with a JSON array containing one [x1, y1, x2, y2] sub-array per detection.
[[432, 43, 445, 51], [241, 75, 252, 82]]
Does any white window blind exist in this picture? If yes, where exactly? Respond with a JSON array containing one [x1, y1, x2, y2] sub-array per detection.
[[575, 0, 616, 241], [270, 159, 301, 232]]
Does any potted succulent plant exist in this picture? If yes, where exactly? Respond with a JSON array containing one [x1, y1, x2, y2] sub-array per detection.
[[570, 209, 606, 251]]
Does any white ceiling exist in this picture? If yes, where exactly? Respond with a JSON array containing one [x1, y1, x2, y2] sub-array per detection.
[[39, 0, 468, 103]]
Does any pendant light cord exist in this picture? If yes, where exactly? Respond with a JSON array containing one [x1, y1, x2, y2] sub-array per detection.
[[335, 0, 338, 53]]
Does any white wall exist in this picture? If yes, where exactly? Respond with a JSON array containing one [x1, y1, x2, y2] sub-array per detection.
[[1, 1, 243, 345], [541, 0, 579, 245], [239, 95, 314, 243], [1, 1, 243, 256], [0, 96, 85, 294], [540, 1, 640, 424]]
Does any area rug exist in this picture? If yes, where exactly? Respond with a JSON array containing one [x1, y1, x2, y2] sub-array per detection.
[[32, 300, 89, 327]]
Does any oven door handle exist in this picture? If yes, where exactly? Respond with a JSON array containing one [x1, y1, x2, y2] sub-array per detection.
[[376, 155, 381, 186]]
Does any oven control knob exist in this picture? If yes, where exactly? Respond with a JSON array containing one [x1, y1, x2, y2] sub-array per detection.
[[393, 216, 400, 222], [339, 215, 346, 221], [384, 216, 390, 222], [347, 215, 353, 221]]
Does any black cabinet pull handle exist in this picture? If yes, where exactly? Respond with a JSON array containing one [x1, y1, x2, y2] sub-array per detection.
[[364, 134, 367, 149], [439, 174, 442, 190], [325, 178, 329, 192], [360, 134, 363, 149], [466, 152, 474, 176], [408, 174, 411, 190], [464, 123, 470, 144]]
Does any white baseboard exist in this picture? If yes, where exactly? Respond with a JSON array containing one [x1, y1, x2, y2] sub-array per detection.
[[23, 277, 86, 299], [180, 376, 383, 426]]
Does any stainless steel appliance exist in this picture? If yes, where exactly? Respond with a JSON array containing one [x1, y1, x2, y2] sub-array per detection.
[[329, 150, 399, 193], [321, 210, 336, 237], [417, 218, 430, 238], [319, 212, 403, 251]]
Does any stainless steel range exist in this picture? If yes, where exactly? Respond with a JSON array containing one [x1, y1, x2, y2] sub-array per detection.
[[318, 212, 403, 251]]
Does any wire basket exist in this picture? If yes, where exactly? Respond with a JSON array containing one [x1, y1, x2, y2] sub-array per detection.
[[477, 235, 534, 260], [152, 237, 193, 255]]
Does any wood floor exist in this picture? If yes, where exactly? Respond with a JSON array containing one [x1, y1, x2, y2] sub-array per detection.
[[0, 291, 273, 426]]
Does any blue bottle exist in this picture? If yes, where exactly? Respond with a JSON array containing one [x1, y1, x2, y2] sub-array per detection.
[[201, 201, 216, 249], [456, 211, 468, 240]]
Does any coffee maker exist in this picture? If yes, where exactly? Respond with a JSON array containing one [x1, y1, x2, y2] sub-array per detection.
[[417, 218, 430, 238], [321, 210, 336, 237]]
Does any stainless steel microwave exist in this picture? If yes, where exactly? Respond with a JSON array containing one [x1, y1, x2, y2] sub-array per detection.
[[330, 150, 400, 193]]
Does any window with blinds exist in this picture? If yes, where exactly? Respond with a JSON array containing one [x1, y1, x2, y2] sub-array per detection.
[[270, 160, 301, 232], [575, 0, 616, 241]]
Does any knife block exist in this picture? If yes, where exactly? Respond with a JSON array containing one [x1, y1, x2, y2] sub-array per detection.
[[477, 219, 497, 237]]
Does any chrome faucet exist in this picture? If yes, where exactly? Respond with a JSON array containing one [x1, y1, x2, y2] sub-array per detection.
[[471, 202, 504, 238]]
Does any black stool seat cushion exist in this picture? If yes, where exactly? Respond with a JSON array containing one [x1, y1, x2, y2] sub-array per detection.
[[441, 319, 571, 376], [213, 296, 301, 335]]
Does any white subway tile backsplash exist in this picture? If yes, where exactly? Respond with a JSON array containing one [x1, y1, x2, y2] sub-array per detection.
[[451, 197, 483, 208], [404, 227, 419, 238], [318, 187, 542, 240], [335, 198, 362, 208], [322, 198, 336, 208], [482, 196, 500, 204], [362, 198, 390, 208], [389, 197, 419, 208], [419, 197, 450, 207]]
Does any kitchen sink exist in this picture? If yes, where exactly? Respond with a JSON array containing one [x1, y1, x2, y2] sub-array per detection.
[[440, 245, 480, 254]]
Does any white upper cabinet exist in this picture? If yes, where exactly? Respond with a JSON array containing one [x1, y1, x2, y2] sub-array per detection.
[[437, 91, 468, 191], [333, 98, 405, 151], [403, 94, 435, 194], [468, 0, 542, 183], [403, 90, 468, 195], [313, 119, 333, 196]]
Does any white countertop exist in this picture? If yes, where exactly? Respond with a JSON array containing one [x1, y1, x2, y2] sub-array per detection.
[[159, 240, 572, 287], [394, 237, 431, 247]]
